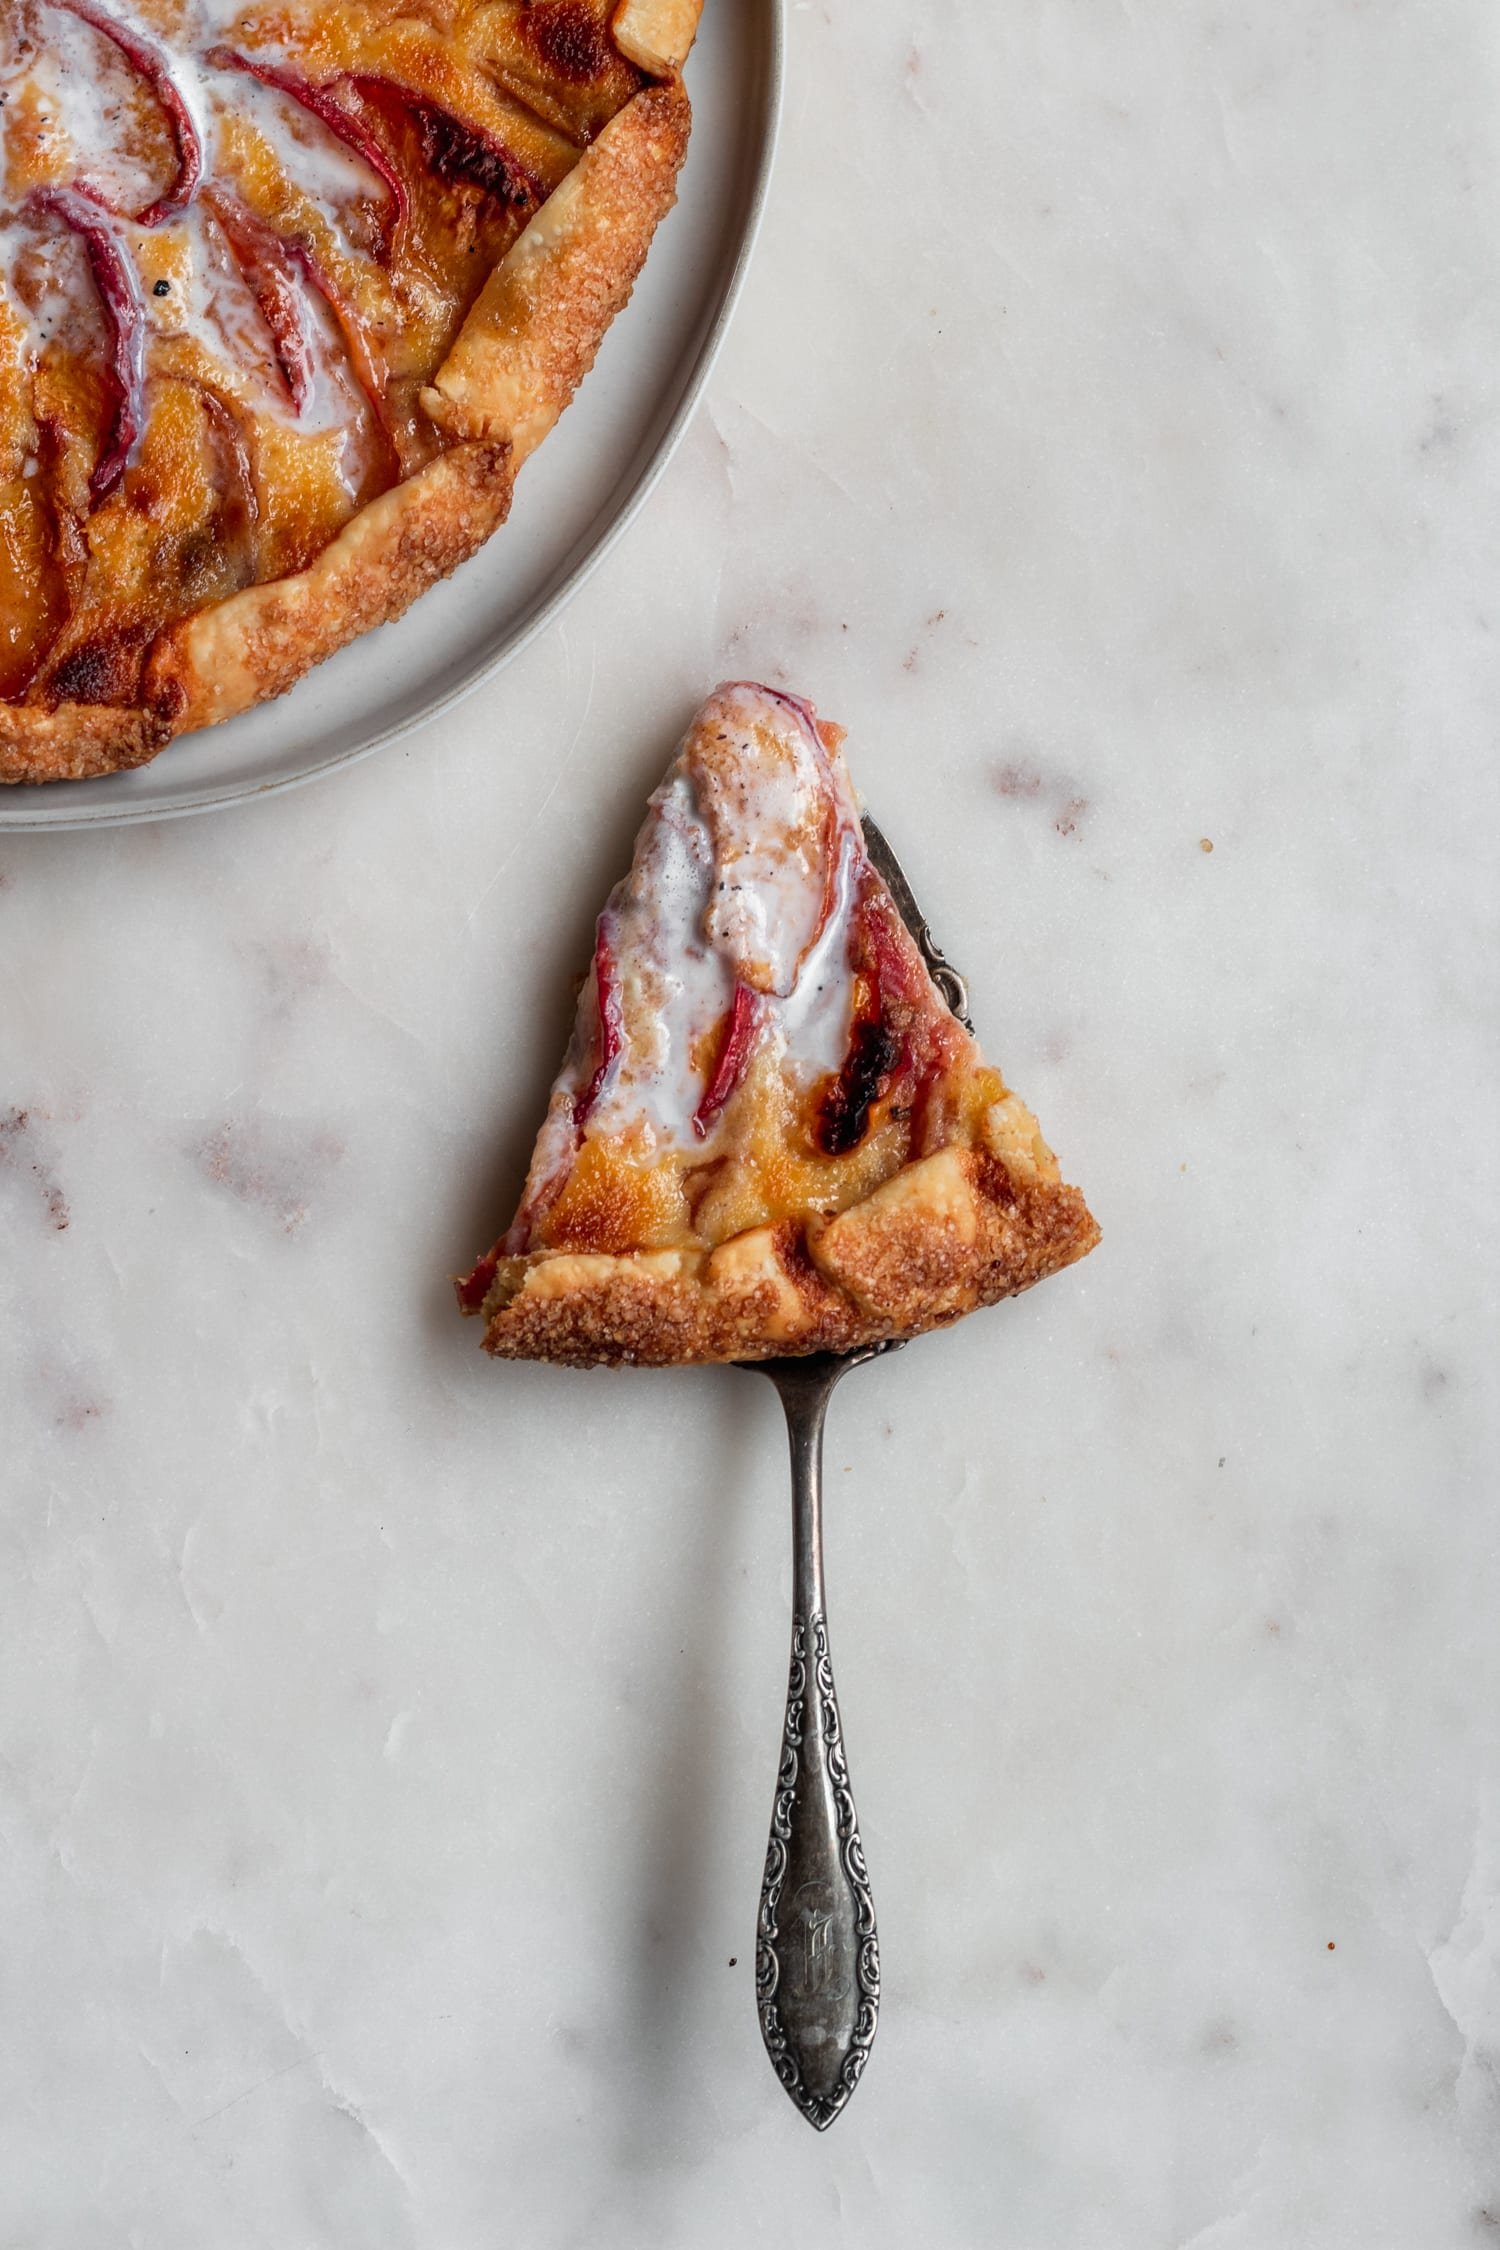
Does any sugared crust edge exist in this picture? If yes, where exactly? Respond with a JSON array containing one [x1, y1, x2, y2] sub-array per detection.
[[0, 700, 172, 785], [421, 80, 691, 465], [2, 76, 694, 782], [474, 1147, 1100, 1368], [144, 440, 516, 733]]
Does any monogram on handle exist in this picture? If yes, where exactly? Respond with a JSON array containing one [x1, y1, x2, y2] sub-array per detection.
[[753, 1352, 884, 2130]]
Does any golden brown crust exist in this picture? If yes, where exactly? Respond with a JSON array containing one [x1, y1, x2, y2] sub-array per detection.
[[811, 1147, 1098, 1327], [0, 701, 173, 786], [476, 1149, 1099, 1368], [143, 442, 515, 733], [4, 74, 694, 784], [422, 81, 692, 464]]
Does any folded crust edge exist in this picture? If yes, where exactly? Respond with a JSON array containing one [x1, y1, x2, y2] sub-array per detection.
[[471, 1145, 1100, 1368]]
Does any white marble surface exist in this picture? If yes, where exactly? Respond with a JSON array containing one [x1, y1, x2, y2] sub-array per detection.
[[3, 1, 1499, 2241]]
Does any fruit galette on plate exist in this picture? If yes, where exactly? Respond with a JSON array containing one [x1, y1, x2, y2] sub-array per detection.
[[0, 0, 699, 782]]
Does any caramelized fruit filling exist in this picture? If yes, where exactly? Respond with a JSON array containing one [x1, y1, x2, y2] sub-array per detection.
[[0, 0, 641, 706]]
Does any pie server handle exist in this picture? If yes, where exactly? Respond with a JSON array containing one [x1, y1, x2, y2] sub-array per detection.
[[749, 1350, 885, 2129]]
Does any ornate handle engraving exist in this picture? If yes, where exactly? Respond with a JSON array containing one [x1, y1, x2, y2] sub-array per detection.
[[751, 1354, 884, 2129], [757, 1609, 880, 2129]]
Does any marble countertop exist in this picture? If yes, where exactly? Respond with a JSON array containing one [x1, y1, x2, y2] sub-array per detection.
[[4, 1, 1498, 2242]]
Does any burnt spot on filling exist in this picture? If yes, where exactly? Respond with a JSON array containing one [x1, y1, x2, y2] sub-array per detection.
[[521, 1, 614, 83], [47, 629, 148, 706], [816, 1017, 902, 1157], [412, 101, 539, 206]]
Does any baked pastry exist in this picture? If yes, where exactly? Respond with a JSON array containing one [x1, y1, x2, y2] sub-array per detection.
[[0, 0, 699, 783], [458, 682, 1099, 1365]]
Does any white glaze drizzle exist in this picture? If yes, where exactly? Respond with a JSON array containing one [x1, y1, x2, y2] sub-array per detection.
[[223, 66, 390, 208], [27, 14, 168, 217], [0, 0, 383, 434], [153, 196, 363, 439], [543, 684, 866, 1161]]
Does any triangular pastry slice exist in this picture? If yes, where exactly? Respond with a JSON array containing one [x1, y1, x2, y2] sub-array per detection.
[[458, 682, 1098, 1365]]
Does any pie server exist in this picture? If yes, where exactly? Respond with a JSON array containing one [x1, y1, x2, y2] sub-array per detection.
[[741, 814, 973, 2130]]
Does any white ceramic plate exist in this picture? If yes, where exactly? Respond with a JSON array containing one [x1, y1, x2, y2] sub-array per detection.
[[0, 1, 783, 833]]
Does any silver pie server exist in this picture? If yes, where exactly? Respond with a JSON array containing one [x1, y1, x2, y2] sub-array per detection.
[[743, 815, 973, 2131]]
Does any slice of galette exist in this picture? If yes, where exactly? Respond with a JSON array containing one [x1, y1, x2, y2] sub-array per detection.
[[458, 681, 1099, 1366]]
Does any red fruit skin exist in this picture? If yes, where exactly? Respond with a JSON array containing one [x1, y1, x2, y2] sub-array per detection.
[[692, 981, 758, 1140], [51, 0, 203, 225], [573, 914, 625, 1129], [204, 188, 314, 413], [815, 874, 973, 1159], [206, 48, 410, 251], [206, 190, 398, 471], [455, 1250, 499, 1313], [283, 234, 393, 442], [29, 185, 145, 504], [715, 678, 849, 984]]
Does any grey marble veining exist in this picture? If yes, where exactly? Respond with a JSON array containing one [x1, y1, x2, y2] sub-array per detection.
[[3, 1, 1499, 2242]]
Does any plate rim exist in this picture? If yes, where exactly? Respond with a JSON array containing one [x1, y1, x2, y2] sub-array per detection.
[[0, 0, 785, 836]]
